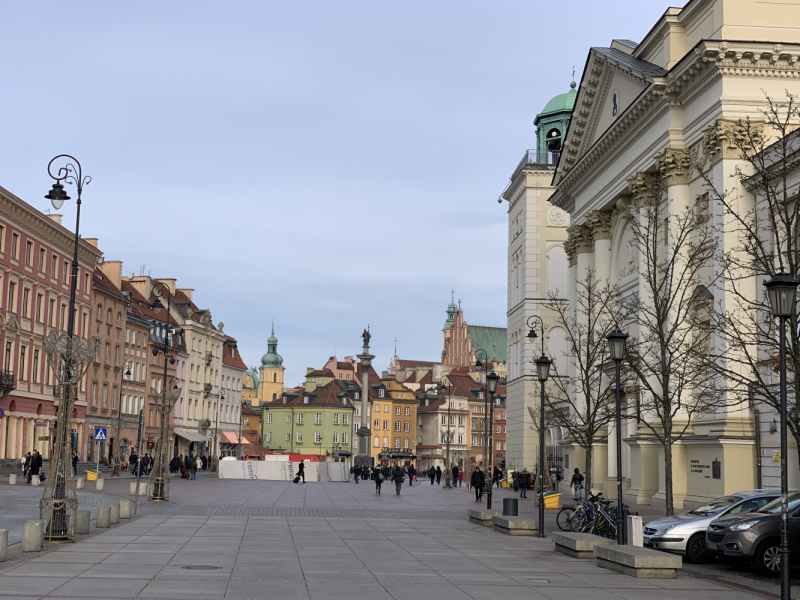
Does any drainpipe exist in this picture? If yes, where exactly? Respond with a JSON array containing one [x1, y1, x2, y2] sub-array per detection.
[[754, 408, 763, 490]]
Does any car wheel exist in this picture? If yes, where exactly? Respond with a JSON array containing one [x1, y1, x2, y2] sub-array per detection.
[[686, 533, 711, 564], [754, 540, 782, 577]]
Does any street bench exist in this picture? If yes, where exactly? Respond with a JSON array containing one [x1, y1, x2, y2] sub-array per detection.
[[594, 544, 682, 579], [552, 531, 615, 559], [491, 515, 538, 536], [467, 509, 501, 527]]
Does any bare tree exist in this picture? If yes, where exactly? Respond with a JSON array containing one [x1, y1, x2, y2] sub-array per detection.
[[698, 92, 800, 480], [542, 269, 631, 499], [625, 171, 724, 516]]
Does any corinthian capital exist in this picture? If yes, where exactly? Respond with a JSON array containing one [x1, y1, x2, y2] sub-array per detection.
[[626, 172, 660, 207], [566, 223, 593, 256], [586, 210, 613, 241], [654, 148, 692, 186]]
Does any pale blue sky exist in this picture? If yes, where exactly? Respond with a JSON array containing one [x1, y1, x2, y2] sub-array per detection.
[[0, 1, 667, 385]]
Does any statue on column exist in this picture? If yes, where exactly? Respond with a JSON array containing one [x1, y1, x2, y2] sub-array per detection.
[[361, 326, 371, 348]]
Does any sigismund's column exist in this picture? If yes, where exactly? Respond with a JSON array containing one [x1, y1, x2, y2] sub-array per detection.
[[355, 328, 375, 469]]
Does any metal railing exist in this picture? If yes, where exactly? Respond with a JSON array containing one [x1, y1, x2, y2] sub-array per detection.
[[0, 369, 14, 391], [510, 150, 560, 182]]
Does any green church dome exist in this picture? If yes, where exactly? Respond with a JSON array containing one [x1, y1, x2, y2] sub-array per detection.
[[261, 324, 284, 368], [540, 82, 577, 116]]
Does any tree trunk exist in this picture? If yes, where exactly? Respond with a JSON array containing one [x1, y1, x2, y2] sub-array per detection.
[[664, 435, 674, 516], [584, 443, 593, 501]]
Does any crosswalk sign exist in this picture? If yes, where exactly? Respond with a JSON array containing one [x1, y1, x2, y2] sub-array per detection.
[[94, 428, 107, 441]]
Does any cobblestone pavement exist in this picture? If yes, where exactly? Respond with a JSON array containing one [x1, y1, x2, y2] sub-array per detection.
[[0, 477, 772, 599]]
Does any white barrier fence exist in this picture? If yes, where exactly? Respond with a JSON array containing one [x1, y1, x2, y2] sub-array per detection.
[[219, 460, 351, 482]]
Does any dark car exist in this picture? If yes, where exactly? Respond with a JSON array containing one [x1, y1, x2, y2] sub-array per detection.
[[706, 490, 800, 576]]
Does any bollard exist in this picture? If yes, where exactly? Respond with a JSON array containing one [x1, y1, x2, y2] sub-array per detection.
[[75, 510, 90, 534], [0, 529, 7, 561], [627, 515, 644, 547], [31, 475, 40, 487], [129, 482, 136, 496], [119, 499, 132, 519], [8, 474, 16, 485], [76, 477, 84, 490], [22, 520, 43, 552], [95, 478, 104, 492], [139, 482, 148, 496], [109, 502, 120, 524], [503, 498, 519, 516], [96, 505, 111, 528]]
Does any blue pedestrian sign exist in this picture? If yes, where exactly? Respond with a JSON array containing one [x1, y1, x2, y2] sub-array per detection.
[[94, 428, 107, 441], [0, 408, 4, 419]]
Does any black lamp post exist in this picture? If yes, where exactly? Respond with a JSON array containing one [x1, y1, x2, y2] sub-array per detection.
[[442, 376, 453, 489], [764, 272, 799, 600], [607, 328, 628, 545], [486, 371, 500, 509], [535, 354, 551, 538], [112, 361, 133, 477], [475, 349, 492, 500]]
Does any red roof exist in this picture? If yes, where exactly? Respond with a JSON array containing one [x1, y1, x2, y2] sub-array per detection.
[[222, 335, 247, 370], [396, 359, 437, 369], [307, 369, 334, 378]]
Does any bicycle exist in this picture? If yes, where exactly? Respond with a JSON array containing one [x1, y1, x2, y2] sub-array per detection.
[[556, 497, 583, 531]]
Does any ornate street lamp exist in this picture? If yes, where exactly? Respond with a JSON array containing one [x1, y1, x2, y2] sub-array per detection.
[[40, 155, 95, 542], [111, 361, 133, 476], [535, 354, 551, 539], [607, 328, 629, 545], [442, 375, 453, 489], [147, 282, 184, 502], [764, 272, 799, 600], [212, 389, 224, 473], [486, 371, 499, 509], [475, 349, 492, 495]]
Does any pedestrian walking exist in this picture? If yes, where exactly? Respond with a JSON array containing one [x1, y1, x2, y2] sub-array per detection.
[[22, 452, 31, 480], [493, 466, 502, 488], [129, 451, 138, 476], [570, 468, 584, 501], [435, 466, 442, 485], [188, 455, 196, 480], [518, 468, 532, 499], [471, 467, 485, 502], [407, 463, 416, 486], [512, 469, 520, 492], [194, 456, 202, 479], [429, 466, 435, 485], [458, 471, 463, 487], [393, 465, 404, 495], [451, 464, 459, 487], [28, 449, 42, 484], [353, 465, 360, 483], [373, 466, 384, 494], [201, 455, 208, 471], [72, 451, 80, 475], [295, 460, 305, 483]]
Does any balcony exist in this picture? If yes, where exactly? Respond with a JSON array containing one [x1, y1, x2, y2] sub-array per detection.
[[204, 352, 213, 365], [0, 370, 14, 396], [203, 383, 213, 396], [510, 150, 559, 182], [200, 419, 211, 429]]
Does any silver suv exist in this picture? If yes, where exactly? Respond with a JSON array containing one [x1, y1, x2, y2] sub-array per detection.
[[643, 489, 781, 563]]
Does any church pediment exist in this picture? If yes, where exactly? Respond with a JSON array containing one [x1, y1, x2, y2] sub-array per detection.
[[558, 47, 666, 183]]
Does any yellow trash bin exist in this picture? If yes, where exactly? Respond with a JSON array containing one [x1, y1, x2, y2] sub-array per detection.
[[86, 471, 100, 482], [542, 491, 562, 509]]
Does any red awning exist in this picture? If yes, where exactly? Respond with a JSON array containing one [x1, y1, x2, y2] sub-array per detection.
[[221, 431, 251, 445]]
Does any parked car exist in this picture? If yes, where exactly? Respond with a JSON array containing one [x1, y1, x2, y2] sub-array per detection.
[[643, 489, 781, 563], [705, 490, 800, 576]]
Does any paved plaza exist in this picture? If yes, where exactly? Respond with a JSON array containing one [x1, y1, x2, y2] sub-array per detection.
[[0, 477, 773, 599]]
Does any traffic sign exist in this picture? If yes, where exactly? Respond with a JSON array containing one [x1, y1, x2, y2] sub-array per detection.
[[94, 428, 107, 441], [0, 408, 4, 419]]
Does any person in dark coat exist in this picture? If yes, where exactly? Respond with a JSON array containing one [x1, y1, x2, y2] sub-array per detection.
[[429, 466, 435, 485], [72, 451, 80, 475], [353, 464, 361, 483], [373, 465, 384, 494], [28, 450, 43, 484], [201, 455, 208, 471], [435, 466, 442, 485], [392, 465, 404, 495], [451, 465, 459, 487], [471, 467, 485, 502], [493, 466, 502, 488], [297, 460, 305, 483], [518, 468, 532, 499], [407, 464, 416, 486]]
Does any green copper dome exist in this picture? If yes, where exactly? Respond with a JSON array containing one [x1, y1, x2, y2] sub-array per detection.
[[540, 82, 577, 116], [261, 324, 284, 368]]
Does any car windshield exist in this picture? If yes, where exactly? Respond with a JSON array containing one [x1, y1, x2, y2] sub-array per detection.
[[689, 496, 739, 514], [759, 491, 800, 514]]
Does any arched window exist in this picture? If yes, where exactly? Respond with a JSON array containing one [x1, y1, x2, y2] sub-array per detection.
[[96, 304, 103, 321], [116, 312, 121, 327], [272, 393, 277, 402], [273, 373, 277, 382], [106, 309, 112, 324]]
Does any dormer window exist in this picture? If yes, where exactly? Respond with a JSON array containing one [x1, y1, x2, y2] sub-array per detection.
[[303, 396, 309, 404], [478, 392, 484, 400], [342, 398, 347, 406], [282, 396, 287, 404], [378, 389, 384, 398], [355, 392, 360, 400]]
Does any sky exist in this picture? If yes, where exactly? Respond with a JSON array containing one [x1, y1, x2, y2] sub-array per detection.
[[0, 1, 667, 386]]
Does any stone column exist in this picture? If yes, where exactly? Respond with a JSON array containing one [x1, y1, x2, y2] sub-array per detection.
[[6, 417, 16, 459], [26, 418, 34, 453], [16, 417, 24, 459], [0, 415, 7, 459], [355, 331, 374, 469]]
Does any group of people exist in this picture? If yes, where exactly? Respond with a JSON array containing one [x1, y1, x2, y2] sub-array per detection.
[[126, 451, 154, 476], [169, 455, 204, 480], [21, 450, 43, 484]]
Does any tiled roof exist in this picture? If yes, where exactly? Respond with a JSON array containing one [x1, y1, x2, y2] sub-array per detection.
[[92, 268, 125, 300], [396, 359, 437, 369], [242, 404, 260, 416], [445, 373, 480, 400], [467, 325, 507, 363], [336, 362, 355, 371], [222, 335, 247, 370], [269, 382, 353, 408], [417, 372, 433, 386], [121, 281, 178, 326], [307, 369, 334, 378]]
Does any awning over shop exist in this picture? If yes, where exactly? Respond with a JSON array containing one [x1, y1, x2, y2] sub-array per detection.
[[336, 450, 353, 457], [378, 451, 416, 459], [220, 431, 252, 445], [174, 429, 208, 443]]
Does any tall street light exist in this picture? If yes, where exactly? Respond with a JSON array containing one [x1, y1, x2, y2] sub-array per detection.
[[764, 272, 799, 600], [607, 329, 629, 545], [112, 361, 133, 477], [486, 371, 500, 510], [527, 315, 550, 539], [442, 375, 453, 489], [41, 155, 96, 542], [212, 389, 224, 473], [475, 349, 491, 488], [148, 282, 184, 502]]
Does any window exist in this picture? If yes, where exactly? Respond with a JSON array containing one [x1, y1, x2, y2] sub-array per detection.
[[354, 406, 360, 416], [96, 304, 102, 321], [394, 421, 400, 431], [21, 288, 29, 318], [374, 419, 380, 428], [314, 431, 321, 443], [458, 435, 464, 445], [38, 248, 45, 272], [383, 436, 388, 447], [91, 382, 97, 407], [354, 392, 359, 400], [441, 434, 447, 444], [394, 437, 400, 449], [107, 309, 112, 324], [354, 423, 359, 433], [6, 282, 15, 313], [0, 225, 4, 254], [395, 406, 400, 415], [383, 420, 389, 430], [297, 413, 304, 424], [267, 413, 272, 424], [25, 240, 33, 266], [102, 384, 108, 408], [496, 425, 501, 433], [373, 437, 380, 447], [471, 436, 477, 447], [63, 260, 69, 285], [450, 416, 455, 426], [333, 413, 339, 424], [332, 432, 338, 443], [404, 407, 409, 416], [478, 392, 484, 400], [303, 396, 309, 404], [441, 415, 446, 425], [342, 414, 348, 425], [315, 413, 321, 424], [34, 293, 43, 323], [114, 346, 119, 366], [266, 432, 272, 442], [342, 433, 348, 444], [378, 388, 384, 398], [11, 234, 19, 260], [51, 255, 57, 278], [286, 415, 291, 423], [403, 438, 409, 449], [60, 305, 66, 330], [383, 404, 389, 412], [297, 431, 303, 443], [32, 350, 39, 383], [18, 346, 26, 380], [5, 342, 12, 371], [84, 273, 90, 295], [116, 312, 121, 327], [496, 442, 502, 450], [104, 343, 110, 365], [404, 422, 409, 432], [458, 416, 464, 426]]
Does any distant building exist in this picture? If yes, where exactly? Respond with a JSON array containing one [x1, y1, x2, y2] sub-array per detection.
[[442, 298, 506, 367]]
